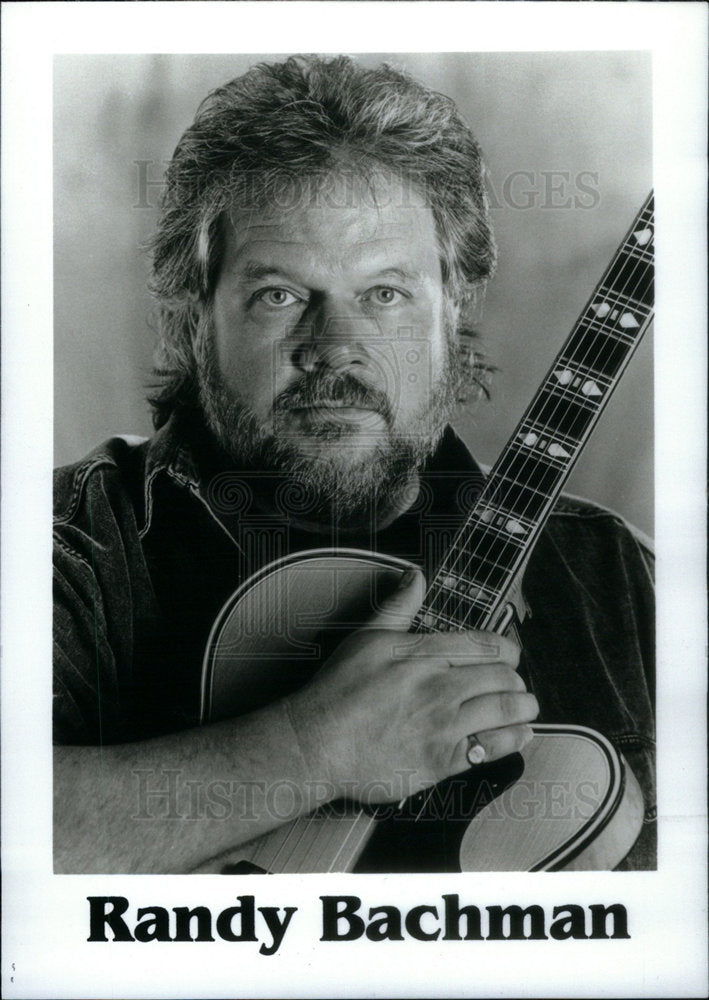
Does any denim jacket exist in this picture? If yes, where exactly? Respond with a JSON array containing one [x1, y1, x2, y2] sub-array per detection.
[[53, 417, 655, 868]]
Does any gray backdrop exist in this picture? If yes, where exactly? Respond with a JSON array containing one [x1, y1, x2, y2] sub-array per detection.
[[54, 52, 653, 535]]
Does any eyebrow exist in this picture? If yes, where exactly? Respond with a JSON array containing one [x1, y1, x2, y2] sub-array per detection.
[[240, 261, 296, 282], [374, 266, 425, 283], [237, 260, 425, 284]]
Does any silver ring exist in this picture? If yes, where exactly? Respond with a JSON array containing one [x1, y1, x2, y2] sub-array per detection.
[[466, 734, 487, 766]]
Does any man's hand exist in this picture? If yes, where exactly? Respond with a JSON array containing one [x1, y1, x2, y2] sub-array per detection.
[[285, 568, 538, 803], [54, 568, 537, 872]]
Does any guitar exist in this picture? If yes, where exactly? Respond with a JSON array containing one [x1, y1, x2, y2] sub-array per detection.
[[196, 193, 654, 874]]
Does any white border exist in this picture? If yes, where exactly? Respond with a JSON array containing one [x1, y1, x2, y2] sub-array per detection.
[[2, 3, 707, 998]]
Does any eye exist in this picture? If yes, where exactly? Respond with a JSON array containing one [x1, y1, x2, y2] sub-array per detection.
[[363, 286, 406, 307], [254, 288, 302, 308]]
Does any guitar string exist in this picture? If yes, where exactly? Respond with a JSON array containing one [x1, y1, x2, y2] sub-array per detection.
[[434, 195, 654, 628], [428, 288, 652, 632], [255, 194, 654, 871], [443, 216, 654, 628], [402, 195, 654, 825], [278, 800, 375, 874], [265, 794, 379, 874], [252, 791, 326, 874], [422, 194, 654, 634], [327, 810, 379, 873], [258, 763, 355, 873], [449, 194, 654, 611]]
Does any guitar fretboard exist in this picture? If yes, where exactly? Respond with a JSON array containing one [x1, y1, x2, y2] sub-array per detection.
[[413, 192, 654, 634]]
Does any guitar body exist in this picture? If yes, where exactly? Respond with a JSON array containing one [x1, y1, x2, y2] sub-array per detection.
[[198, 551, 644, 874]]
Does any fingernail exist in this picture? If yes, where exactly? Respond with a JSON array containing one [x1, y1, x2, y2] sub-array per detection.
[[399, 568, 417, 587]]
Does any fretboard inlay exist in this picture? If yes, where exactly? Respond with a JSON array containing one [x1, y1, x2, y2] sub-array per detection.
[[413, 192, 654, 635]]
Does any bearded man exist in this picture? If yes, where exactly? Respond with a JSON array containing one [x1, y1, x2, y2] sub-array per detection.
[[53, 56, 655, 873]]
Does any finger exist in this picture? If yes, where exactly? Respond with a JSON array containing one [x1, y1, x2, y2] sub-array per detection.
[[451, 664, 528, 700], [456, 690, 539, 736], [421, 665, 526, 711], [391, 629, 521, 668], [450, 724, 535, 770], [365, 566, 426, 630]]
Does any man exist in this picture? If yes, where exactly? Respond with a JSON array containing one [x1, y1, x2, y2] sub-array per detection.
[[53, 55, 655, 873]]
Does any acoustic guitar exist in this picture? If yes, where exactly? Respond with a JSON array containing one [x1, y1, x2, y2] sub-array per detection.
[[196, 192, 654, 874]]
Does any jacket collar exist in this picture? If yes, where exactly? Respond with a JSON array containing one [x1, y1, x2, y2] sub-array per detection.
[[140, 415, 529, 621]]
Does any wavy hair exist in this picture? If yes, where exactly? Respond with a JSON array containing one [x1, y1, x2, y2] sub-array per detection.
[[148, 55, 497, 427]]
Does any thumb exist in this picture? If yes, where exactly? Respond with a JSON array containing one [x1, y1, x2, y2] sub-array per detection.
[[366, 566, 426, 630]]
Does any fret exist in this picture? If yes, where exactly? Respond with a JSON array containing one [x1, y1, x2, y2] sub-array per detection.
[[632, 200, 653, 224], [592, 288, 653, 319], [476, 503, 536, 538], [453, 510, 535, 544], [434, 504, 539, 584], [546, 367, 613, 402], [433, 582, 493, 614], [502, 424, 579, 474], [430, 569, 497, 606], [630, 217, 653, 236], [440, 557, 508, 592], [601, 245, 654, 306], [620, 227, 654, 250], [495, 451, 564, 497], [449, 523, 527, 577], [540, 383, 604, 415], [508, 433, 575, 473], [473, 502, 538, 535], [597, 276, 653, 311], [541, 377, 600, 406], [434, 536, 524, 592], [560, 322, 634, 380], [484, 473, 557, 522], [527, 388, 599, 442], [575, 312, 637, 345], [429, 587, 491, 624], [414, 607, 465, 632], [518, 421, 581, 454], [621, 243, 653, 264], [623, 223, 653, 244], [547, 362, 614, 396]]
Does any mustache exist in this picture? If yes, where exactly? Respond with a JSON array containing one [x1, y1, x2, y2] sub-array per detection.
[[273, 372, 393, 423]]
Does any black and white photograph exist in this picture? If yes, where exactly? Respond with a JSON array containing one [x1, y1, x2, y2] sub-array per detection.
[[53, 48, 657, 879], [2, 2, 707, 997]]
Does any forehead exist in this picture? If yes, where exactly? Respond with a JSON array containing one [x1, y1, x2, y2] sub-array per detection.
[[220, 170, 441, 279]]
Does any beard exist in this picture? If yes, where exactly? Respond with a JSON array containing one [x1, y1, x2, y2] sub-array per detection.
[[196, 318, 465, 530]]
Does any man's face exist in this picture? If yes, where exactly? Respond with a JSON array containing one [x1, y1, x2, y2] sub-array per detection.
[[198, 170, 460, 524]]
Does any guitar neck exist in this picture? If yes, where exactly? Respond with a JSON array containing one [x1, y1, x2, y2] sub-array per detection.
[[413, 192, 654, 634]]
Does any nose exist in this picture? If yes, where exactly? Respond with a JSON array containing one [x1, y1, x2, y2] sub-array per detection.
[[291, 305, 375, 375]]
